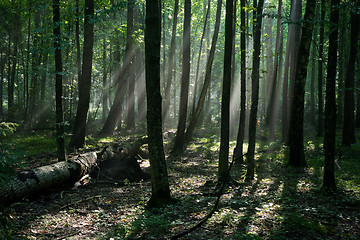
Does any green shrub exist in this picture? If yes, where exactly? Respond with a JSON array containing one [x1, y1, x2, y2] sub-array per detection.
[[0, 122, 18, 138]]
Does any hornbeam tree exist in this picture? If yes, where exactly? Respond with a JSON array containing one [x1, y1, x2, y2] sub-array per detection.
[[145, 0, 173, 207]]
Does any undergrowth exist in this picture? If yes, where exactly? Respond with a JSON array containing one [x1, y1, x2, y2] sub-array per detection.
[[0, 129, 359, 239]]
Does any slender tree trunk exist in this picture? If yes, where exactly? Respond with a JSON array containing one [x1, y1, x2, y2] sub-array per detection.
[[74, 0, 81, 119], [172, 0, 191, 154], [102, 38, 108, 122], [53, 0, 67, 161], [24, 17, 31, 120], [317, 0, 325, 137], [342, 0, 359, 146], [356, 57, 360, 128], [0, 50, 4, 119], [126, 1, 135, 130], [282, 0, 301, 142], [7, 14, 20, 122], [246, 0, 264, 180], [162, 0, 179, 123], [323, 0, 340, 191], [40, 52, 48, 102], [191, 0, 211, 117], [310, 9, 318, 125], [281, 28, 291, 142], [137, 51, 146, 123], [267, 0, 282, 139], [184, 0, 222, 143], [29, 11, 41, 127], [264, 17, 273, 117], [233, 0, 247, 163], [287, 0, 302, 120], [100, 1, 134, 136], [145, 0, 172, 208], [218, 0, 233, 183], [69, 0, 94, 149], [288, 0, 316, 168]]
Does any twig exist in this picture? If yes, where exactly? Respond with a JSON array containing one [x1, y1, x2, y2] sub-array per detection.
[[171, 156, 237, 240], [58, 195, 102, 211]]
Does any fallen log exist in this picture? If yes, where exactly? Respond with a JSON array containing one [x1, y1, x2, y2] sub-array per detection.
[[0, 137, 150, 206], [0, 152, 98, 205]]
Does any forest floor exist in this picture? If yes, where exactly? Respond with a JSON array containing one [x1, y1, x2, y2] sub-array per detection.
[[1, 127, 360, 239]]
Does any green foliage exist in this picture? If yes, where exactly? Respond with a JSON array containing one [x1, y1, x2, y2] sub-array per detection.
[[0, 130, 69, 184], [103, 225, 128, 240], [131, 212, 171, 236], [0, 141, 25, 184], [0, 122, 18, 138]]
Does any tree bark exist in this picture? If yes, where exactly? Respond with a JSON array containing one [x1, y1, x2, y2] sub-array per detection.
[[162, 0, 179, 123], [288, 0, 316, 168], [342, 0, 359, 146], [317, 0, 325, 137], [184, 0, 222, 143], [172, 0, 191, 154], [99, 1, 134, 136], [0, 152, 98, 206], [233, 0, 247, 163], [310, 7, 318, 125], [218, 0, 233, 183], [246, 0, 264, 180], [102, 37, 108, 122], [191, 0, 211, 117], [70, 0, 94, 149], [126, 1, 135, 130], [267, 0, 282, 139], [29, 11, 41, 127], [53, 0, 67, 161], [145, 0, 173, 208], [323, 0, 340, 191], [287, 0, 302, 127]]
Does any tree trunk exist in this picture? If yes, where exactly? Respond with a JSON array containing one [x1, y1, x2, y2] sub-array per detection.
[[342, 0, 359, 146], [102, 37, 108, 122], [29, 11, 41, 127], [99, 1, 134, 136], [0, 46, 5, 119], [53, 0, 67, 161], [172, 0, 191, 154], [7, 12, 20, 122], [323, 0, 340, 191], [162, 0, 179, 124], [317, 0, 325, 137], [310, 8, 318, 125], [24, 17, 31, 120], [264, 17, 273, 117], [70, 0, 94, 149], [191, 0, 211, 117], [288, 0, 316, 168], [126, 1, 135, 130], [287, 0, 302, 126], [281, 0, 301, 142], [356, 58, 360, 128], [74, 0, 81, 120], [246, 0, 264, 180], [233, 0, 247, 163], [267, 0, 282, 139], [0, 152, 98, 206], [184, 0, 222, 143], [145, 0, 172, 208], [218, 0, 233, 183]]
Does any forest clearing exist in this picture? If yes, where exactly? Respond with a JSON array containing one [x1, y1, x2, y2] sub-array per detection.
[[1, 0, 360, 239]]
